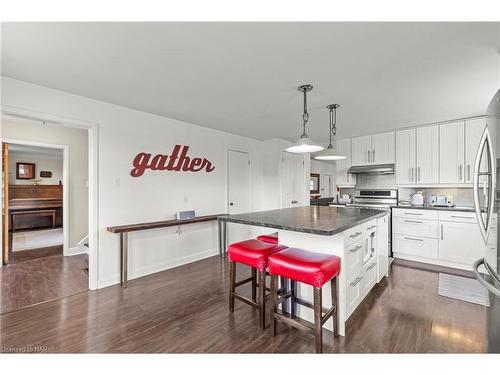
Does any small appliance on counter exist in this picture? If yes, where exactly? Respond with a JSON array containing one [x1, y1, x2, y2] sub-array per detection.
[[409, 191, 424, 206], [337, 194, 352, 204], [429, 194, 455, 207]]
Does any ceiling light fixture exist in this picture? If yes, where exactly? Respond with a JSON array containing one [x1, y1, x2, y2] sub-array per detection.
[[314, 104, 346, 161], [285, 84, 324, 154]]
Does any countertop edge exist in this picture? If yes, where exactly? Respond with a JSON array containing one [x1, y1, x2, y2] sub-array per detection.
[[220, 210, 388, 236]]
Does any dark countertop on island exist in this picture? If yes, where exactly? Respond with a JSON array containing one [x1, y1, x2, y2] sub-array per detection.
[[219, 206, 388, 236]]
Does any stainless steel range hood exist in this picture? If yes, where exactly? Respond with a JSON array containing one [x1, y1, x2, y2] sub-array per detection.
[[348, 163, 395, 175]]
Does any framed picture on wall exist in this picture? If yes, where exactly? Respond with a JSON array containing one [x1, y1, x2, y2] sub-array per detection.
[[16, 162, 36, 180]]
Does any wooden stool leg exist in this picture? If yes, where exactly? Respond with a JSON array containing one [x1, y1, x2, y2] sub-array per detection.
[[270, 274, 277, 336], [229, 261, 236, 312], [290, 279, 297, 318], [313, 286, 323, 354], [330, 277, 338, 338], [258, 269, 266, 329], [280, 276, 288, 314], [251, 268, 257, 302]]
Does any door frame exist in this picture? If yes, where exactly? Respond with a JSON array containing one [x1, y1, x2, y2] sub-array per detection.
[[1, 105, 99, 290], [226, 149, 251, 214], [2, 138, 70, 255]]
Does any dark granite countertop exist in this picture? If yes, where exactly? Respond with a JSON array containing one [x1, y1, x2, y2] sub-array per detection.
[[219, 206, 388, 236]]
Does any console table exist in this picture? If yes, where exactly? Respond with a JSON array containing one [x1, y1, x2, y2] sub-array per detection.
[[107, 214, 226, 287]]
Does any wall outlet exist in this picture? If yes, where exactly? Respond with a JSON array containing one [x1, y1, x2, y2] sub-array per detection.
[[113, 178, 120, 187]]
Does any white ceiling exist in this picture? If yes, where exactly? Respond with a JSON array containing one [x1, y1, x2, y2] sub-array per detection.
[[8, 143, 63, 159], [1, 22, 500, 142]]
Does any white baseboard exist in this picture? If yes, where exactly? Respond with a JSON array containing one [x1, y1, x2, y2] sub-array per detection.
[[65, 245, 88, 256], [97, 248, 219, 289]]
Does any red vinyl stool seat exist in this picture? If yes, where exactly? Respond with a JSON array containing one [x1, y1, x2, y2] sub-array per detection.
[[268, 248, 341, 353], [256, 233, 279, 244], [228, 239, 287, 329]]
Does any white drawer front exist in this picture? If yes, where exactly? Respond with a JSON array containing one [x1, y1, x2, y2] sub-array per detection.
[[393, 217, 439, 238], [439, 211, 477, 223], [392, 208, 438, 221], [393, 234, 438, 259], [364, 219, 377, 235], [361, 261, 378, 298], [344, 224, 364, 245], [346, 239, 365, 278], [347, 272, 363, 316]]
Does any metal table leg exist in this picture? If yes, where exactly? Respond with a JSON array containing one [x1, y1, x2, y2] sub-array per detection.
[[120, 232, 128, 288], [222, 220, 227, 258], [218, 219, 222, 257]]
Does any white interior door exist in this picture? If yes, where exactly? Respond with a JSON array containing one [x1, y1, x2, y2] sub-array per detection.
[[292, 154, 305, 205], [228, 150, 250, 215], [227, 150, 251, 243]]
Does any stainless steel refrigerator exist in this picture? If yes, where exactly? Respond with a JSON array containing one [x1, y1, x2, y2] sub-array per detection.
[[472, 88, 500, 352]]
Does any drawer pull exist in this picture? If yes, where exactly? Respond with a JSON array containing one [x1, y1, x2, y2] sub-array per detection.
[[367, 263, 377, 271], [450, 215, 474, 219], [349, 245, 363, 253], [350, 277, 363, 287], [403, 220, 423, 224], [349, 231, 362, 239], [367, 225, 376, 230], [404, 212, 423, 216], [404, 237, 424, 242]]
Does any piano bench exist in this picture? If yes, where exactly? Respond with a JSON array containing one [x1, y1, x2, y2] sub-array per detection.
[[11, 209, 57, 232]]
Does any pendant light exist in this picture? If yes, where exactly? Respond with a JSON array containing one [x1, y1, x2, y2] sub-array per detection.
[[314, 104, 346, 161], [285, 84, 324, 154]]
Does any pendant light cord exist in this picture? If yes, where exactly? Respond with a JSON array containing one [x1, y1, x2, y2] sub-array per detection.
[[302, 89, 309, 135]]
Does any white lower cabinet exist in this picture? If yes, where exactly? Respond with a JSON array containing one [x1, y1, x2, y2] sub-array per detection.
[[392, 208, 497, 271], [345, 221, 382, 317]]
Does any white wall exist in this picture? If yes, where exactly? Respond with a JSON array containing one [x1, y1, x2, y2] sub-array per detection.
[[2, 119, 89, 249], [1, 76, 300, 288], [310, 159, 336, 197], [8, 151, 63, 185]]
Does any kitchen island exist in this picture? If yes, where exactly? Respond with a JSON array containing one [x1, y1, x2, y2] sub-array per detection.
[[218, 206, 390, 336]]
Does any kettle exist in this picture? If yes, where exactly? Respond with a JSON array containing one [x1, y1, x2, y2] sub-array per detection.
[[410, 191, 424, 206]]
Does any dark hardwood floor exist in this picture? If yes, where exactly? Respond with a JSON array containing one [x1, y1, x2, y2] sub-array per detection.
[[10, 245, 63, 264], [0, 250, 88, 314], [0, 255, 488, 353]]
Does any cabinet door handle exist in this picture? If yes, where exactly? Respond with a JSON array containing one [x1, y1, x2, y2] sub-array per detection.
[[367, 263, 377, 271], [441, 224, 444, 240], [459, 164, 463, 181], [349, 231, 363, 239], [372, 149, 375, 163], [404, 220, 423, 224], [367, 150, 370, 163], [417, 167, 421, 181], [411, 167, 414, 182], [349, 245, 363, 253], [350, 277, 363, 287], [467, 164, 471, 181], [404, 237, 424, 242]]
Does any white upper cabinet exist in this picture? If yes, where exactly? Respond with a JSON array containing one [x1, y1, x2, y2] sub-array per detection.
[[351, 135, 372, 166], [351, 132, 395, 166], [439, 121, 465, 183], [371, 132, 395, 164], [395, 128, 416, 184], [416, 125, 439, 184], [465, 118, 487, 183], [335, 138, 356, 186]]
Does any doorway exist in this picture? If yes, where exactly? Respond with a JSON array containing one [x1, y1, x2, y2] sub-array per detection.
[[227, 149, 250, 243], [0, 113, 95, 314]]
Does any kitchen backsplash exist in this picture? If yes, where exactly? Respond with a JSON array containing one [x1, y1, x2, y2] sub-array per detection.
[[339, 173, 475, 207]]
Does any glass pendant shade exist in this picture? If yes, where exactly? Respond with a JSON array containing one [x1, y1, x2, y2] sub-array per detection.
[[286, 133, 324, 153], [314, 144, 346, 160]]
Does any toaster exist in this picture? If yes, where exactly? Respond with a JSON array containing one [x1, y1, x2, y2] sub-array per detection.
[[429, 195, 455, 207]]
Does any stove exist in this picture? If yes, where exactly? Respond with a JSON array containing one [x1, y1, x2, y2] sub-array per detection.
[[346, 189, 398, 210]]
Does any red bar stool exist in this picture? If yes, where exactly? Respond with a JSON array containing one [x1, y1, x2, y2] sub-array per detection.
[[256, 232, 278, 244], [228, 239, 288, 329], [268, 248, 340, 353]]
